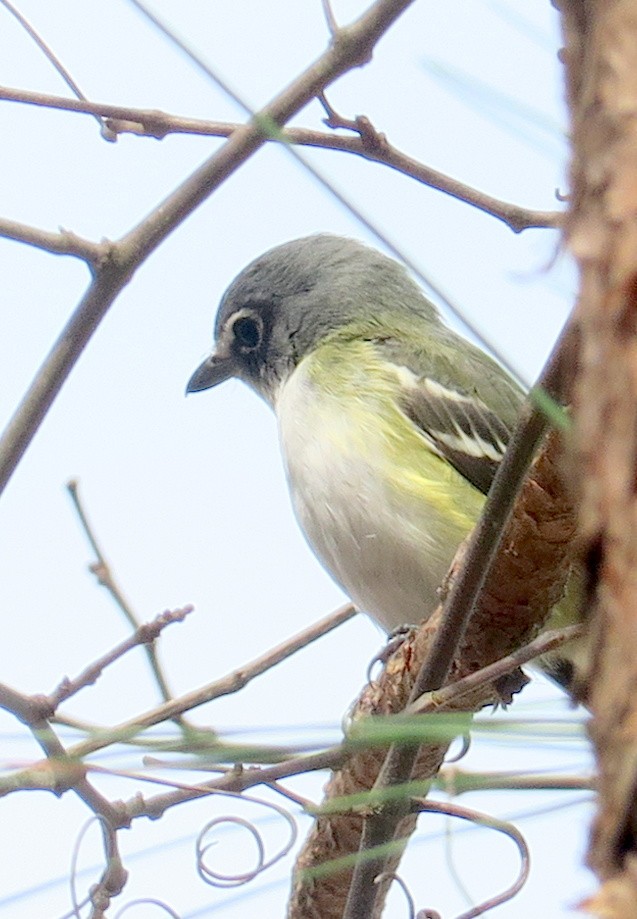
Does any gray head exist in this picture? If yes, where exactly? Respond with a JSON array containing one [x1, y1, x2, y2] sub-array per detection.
[[187, 234, 439, 403]]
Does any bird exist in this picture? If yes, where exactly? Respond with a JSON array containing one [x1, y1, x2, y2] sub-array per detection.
[[187, 234, 577, 689]]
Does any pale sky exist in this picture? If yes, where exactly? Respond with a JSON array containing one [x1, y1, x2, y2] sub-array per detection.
[[0, 2, 591, 917]]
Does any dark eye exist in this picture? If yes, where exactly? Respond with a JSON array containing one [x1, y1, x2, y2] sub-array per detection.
[[231, 313, 263, 351]]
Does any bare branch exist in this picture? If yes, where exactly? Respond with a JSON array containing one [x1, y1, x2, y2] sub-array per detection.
[[69, 818, 128, 916], [410, 624, 582, 715], [1, 3, 87, 106], [0, 1, 109, 138], [0, 682, 124, 823], [65, 604, 356, 760], [342, 321, 577, 917], [0, 0, 416, 499], [0, 84, 560, 232], [47, 606, 193, 709], [66, 480, 183, 709], [0, 216, 104, 264], [123, 747, 348, 822], [321, 0, 339, 36], [411, 798, 530, 919]]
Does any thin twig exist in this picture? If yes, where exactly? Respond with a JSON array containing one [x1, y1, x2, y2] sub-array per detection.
[[69, 817, 128, 918], [410, 624, 582, 715], [48, 606, 193, 709], [0, 84, 560, 233], [321, 0, 339, 35], [138, 758, 321, 810], [123, 745, 347, 821], [66, 480, 181, 712], [0, 216, 104, 264], [0, 0, 107, 136], [0, 74, 552, 397], [47, 622, 579, 823], [129, 0, 537, 388], [0, 681, 124, 824], [0, 0, 415, 500], [75, 0, 551, 402], [411, 798, 530, 919], [122, 674, 586, 827], [64, 603, 356, 760]]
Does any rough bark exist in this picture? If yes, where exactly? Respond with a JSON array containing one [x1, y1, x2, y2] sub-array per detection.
[[288, 431, 576, 918], [560, 1, 637, 913]]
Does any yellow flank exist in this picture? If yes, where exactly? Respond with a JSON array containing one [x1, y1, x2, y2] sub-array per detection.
[[304, 337, 485, 533]]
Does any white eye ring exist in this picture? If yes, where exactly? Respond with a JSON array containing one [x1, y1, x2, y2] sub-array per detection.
[[230, 310, 263, 352]]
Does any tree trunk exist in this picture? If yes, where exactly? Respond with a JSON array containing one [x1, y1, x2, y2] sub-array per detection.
[[560, 2, 637, 912]]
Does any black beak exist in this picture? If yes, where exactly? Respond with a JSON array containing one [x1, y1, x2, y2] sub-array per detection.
[[186, 352, 235, 394]]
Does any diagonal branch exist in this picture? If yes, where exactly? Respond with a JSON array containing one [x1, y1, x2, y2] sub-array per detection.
[[0, 0, 415, 500], [0, 681, 124, 824], [341, 319, 577, 919], [66, 480, 183, 711], [63, 603, 356, 760], [47, 606, 193, 709]]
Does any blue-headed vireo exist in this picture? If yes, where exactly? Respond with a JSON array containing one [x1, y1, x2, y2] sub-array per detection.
[[187, 235, 577, 688]]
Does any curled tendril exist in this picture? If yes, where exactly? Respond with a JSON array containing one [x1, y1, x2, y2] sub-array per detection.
[[65, 813, 110, 919], [196, 791, 298, 888], [375, 871, 416, 919], [57, 892, 91, 919], [115, 898, 182, 917], [411, 798, 530, 919], [197, 816, 265, 887], [63, 812, 127, 918]]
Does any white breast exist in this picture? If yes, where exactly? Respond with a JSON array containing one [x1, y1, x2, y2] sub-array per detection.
[[275, 357, 477, 631]]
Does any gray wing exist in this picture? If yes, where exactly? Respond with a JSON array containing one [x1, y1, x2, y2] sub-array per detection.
[[376, 331, 525, 496], [401, 375, 514, 494]]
